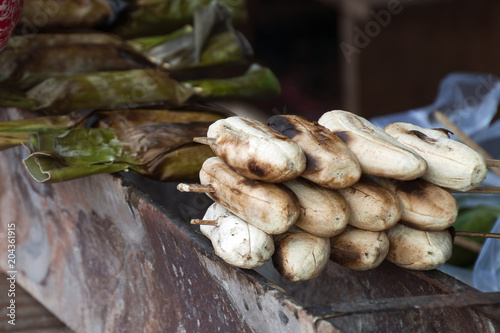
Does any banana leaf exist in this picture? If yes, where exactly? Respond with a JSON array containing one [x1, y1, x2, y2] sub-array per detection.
[[23, 121, 214, 183], [0, 104, 230, 149], [2, 44, 153, 90], [0, 65, 279, 115], [4, 4, 252, 90], [6, 32, 123, 53], [113, 0, 247, 39], [185, 64, 281, 99], [25, 69, 194, 114]]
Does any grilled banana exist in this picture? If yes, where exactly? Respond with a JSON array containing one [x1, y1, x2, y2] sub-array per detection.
[[199, 157, 300, 234], [318, 110, 427, 180], [384, 122, 487, 191], [268, 114, 361, 189], [338, 176, 402, 231], [200, 203, 274, 269], [386, 223, 453, 270], [272, 227, 330, 281], [330, 226, 389, 271], [203, 116, 307, 182], [375, 177, 458, 231], [284, 178, 349, 237]]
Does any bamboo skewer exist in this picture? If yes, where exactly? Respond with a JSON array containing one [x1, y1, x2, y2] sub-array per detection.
[[455, 231, 500, 239], [450, 187, 500, 194], [193, 137, 216, 145], [453, 236, 483, 253], [434, 110, 500, 177], [191, 219, 217, 226], [177, 183, 215, 193]]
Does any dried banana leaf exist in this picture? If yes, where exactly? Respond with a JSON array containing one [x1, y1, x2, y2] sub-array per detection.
[[25, 69, 194, 114], [6, 32, 123, 53], [145, 143, 214, 182], [0, 65, 279, 114], [23, 121, 213, 183], [5, 4, 251, 91], [92, 106, 229, 128], [113, 0, 246, 39], [0, 104, 230, 150], [2, 44, 152, 90]]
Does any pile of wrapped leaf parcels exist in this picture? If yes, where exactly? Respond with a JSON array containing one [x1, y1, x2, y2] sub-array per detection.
[[0, 0, 277, 182]]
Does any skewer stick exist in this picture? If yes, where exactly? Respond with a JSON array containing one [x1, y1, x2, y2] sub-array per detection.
[[453, 236, 483, 253], [455, 231, 500, 239], [487, 159, 500, 168], [449, 187, 500, 194], [434, 110, 500, 177], [193, 137, 216, 145], [177, 183, 215, 193], [191, 219, 217, 226]]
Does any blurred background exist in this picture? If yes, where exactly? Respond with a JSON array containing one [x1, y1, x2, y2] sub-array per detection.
[[241, 0, 500, 121]]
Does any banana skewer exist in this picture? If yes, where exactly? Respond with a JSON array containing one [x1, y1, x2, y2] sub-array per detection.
[[198, 203, 275, 269], [195, 116, 307, 183], [384, 122, 488, 191], [318, 110, 428, 181], [338, 176, 402, 232], [283, 178, 350, 238], [267, 114, 361, 189], [179, 157, 301, 235], [375, 177, 458, 231]]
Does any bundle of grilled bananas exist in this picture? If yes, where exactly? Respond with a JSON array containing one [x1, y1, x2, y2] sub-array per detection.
[[179, 110, 488, 281]]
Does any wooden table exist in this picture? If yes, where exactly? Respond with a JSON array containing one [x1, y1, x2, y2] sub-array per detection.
[[1, 108, 499, 332]]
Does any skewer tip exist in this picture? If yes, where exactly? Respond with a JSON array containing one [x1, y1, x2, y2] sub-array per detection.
[[191, 219, 218, 226], [177, 183, 215, 193], [193, 137, 217, 145]]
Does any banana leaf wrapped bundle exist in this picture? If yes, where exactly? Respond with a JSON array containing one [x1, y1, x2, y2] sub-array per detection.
[[4, 3, 252, 90], [0, 104, 230, 150], [0, 64, 280, 115], [23, 121, 216, 183]]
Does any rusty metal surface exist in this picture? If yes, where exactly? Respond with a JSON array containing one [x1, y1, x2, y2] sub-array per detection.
[[1, 108, 499, 333], [306, 292, 500, 319]]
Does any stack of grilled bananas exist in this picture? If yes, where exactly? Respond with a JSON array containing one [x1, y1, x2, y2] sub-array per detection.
[[179, 110, 488, 281]]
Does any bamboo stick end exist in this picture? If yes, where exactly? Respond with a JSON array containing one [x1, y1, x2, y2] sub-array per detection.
[[177, 183, 215, 193], [191, 219, 217, 226], [193, 137, 216, 145]]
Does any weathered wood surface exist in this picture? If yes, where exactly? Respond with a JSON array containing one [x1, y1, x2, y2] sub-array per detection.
[[0, 108, 499, 333]]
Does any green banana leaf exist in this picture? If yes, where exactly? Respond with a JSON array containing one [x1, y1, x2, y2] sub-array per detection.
[[3, 44, 152, 90], [113, 0, 246, 39], [185, 64, 281, 99], [23, 121, 214, 183]]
